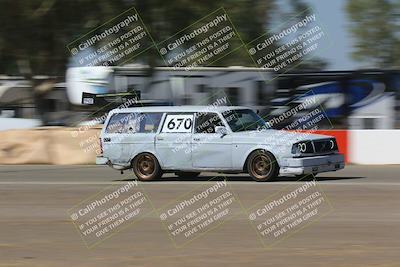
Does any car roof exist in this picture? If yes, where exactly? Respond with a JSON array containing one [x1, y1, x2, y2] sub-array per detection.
[[110, 105, 252, 113]]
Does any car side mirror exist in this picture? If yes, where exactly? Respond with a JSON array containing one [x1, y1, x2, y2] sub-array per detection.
[[215, 126, 227, 137]]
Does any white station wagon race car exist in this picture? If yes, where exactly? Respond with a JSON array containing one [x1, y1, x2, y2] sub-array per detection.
[[96, 106, 345, 182]]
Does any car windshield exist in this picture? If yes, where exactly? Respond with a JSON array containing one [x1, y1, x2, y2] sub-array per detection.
[[222, 109, 267, 132]]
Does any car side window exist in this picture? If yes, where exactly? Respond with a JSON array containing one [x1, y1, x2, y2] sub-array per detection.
[[106, 112, 163, 133], [195, 112, 223, 134], [161, 113, 194, 133], [140, 113, 163, 133], [106, 113, 136, 133]]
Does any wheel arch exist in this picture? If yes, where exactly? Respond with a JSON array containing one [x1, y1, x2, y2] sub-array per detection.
[[242, 148, 279, 172]]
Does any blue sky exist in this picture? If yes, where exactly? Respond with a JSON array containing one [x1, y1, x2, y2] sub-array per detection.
[[305, 0, 361, 70]]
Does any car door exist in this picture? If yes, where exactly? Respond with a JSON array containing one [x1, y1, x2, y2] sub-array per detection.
[[192, 112, 233, 169], [155, 112, 194, 170], [121, 112, 164, 165]]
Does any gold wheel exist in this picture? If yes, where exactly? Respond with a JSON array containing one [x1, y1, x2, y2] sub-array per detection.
[[251, 154, 272, 179], [133, 153, 162, 181], [247, 150, 278, 182]]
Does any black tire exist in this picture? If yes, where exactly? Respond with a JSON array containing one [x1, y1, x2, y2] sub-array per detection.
[[247, 150, 279, 182], [175, 172, 201, 178], [132, 153, 163, 181]]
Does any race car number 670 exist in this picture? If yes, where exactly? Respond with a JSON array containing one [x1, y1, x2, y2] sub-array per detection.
[[162, 114, 194, 133]]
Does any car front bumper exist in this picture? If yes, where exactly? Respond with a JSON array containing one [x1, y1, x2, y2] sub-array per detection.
[[279, 153, 345, 175]]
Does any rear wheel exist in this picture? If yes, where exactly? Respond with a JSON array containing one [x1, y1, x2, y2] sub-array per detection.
[[132, 153, 162, 181], [175, 172, 201, 178], [247, 150, 279, 182]]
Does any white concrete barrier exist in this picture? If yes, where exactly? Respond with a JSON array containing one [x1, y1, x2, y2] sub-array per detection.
[[349, 130, 400, 165]]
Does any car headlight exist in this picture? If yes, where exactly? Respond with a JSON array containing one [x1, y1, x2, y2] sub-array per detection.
[[292, 141, 314, 154], [313, 138, 338, 153]]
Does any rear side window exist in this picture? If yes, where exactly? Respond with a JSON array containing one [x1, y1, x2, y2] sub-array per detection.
[[142, 113, 163, 132], [105, 112, 163, 133]]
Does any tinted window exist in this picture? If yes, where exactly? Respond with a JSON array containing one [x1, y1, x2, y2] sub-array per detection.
[[195, 113, 223, 133], [106, 112, 163, 133], [222, 109, 266, 132]]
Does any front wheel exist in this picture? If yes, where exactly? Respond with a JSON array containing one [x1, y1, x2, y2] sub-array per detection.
[[132, 153, 163, 181], [247, 150, 279, 182]]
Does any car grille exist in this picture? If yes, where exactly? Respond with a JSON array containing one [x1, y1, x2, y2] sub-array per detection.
[[313, 139, 338, 153]]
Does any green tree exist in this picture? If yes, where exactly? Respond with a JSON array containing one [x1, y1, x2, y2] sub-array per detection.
[[346, 0, 400, 68], [0, 0, 322, 76], [0, 0, 127, 76]]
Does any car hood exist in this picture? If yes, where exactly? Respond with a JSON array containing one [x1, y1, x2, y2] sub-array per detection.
[[232, 129, 333, 145]]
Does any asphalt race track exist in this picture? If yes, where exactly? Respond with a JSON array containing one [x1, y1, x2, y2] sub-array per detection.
[[0, 165, 399, 267]]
